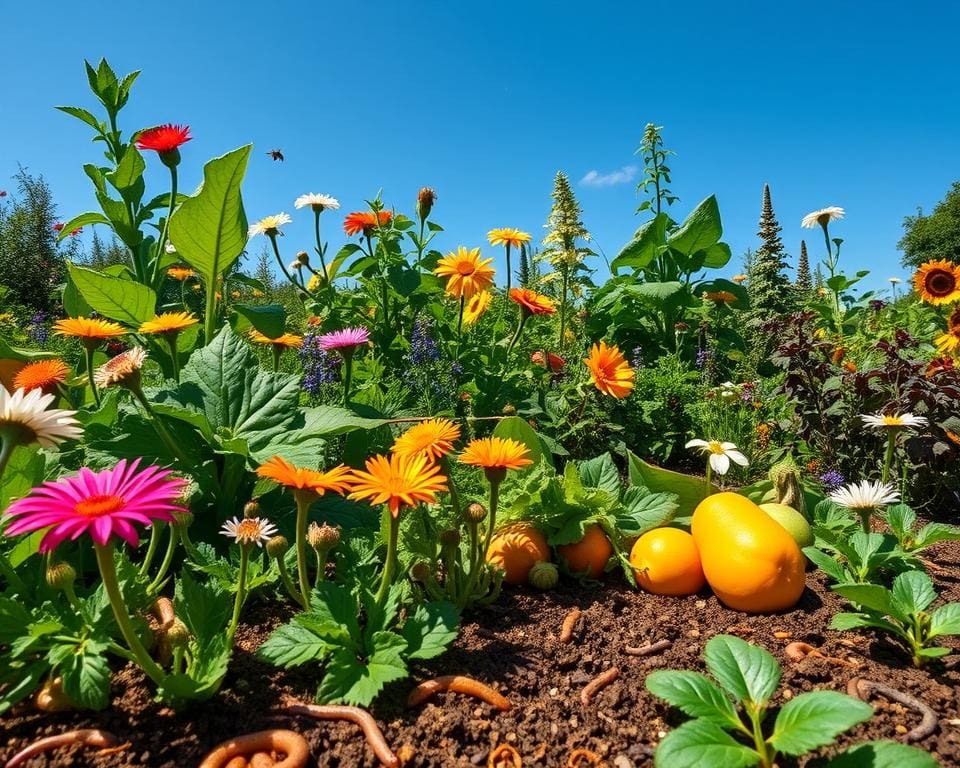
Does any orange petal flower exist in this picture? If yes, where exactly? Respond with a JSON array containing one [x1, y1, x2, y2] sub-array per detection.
[[139, 312, 199, 336], [12, 359, 70, 394], [487, 228, 532, 249], [347, 452, 448, 518], [167, 266, 197, 281], [584, 341, 635, 399], [343, 210, 393, 237], [392, 418, 461, 461], [913, 259, 960, 305], [249, 330, 303, 349], [702, 291, 737, 304], [509, 288, 556, 316], [53, 317, 127, 343], [434, 247, 496, 299], [256, 456, 352, 498], [459, 436, 533, 472]]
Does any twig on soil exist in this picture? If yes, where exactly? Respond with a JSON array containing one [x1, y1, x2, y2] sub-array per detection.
[[624, 639, 671, 657], [846, 678, 938, 743], [407, 675, 511, 711], [580, 666, 620, 706], [566, 747, 603, 766], [560, 607, 582, 643], [286, 703, 399, 768], [784, 641, 853, 667], [198, 730, 310, 768], [488, 744, 522, 768], [4, 729, 127, 768]]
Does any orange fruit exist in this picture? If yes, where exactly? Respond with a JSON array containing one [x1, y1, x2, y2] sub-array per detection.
[[557, 524, 613, 579], [691, 492, 806, 613], [486, 523, 550, 585], [629, 527, 705, 595]]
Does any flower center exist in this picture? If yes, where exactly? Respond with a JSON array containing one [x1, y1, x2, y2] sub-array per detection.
[[75, 494, 125, 516], [927, 269, 956, 297], [236, 519, 261, 541], [882, 415, 903, 426], [456, 262, 476, 276], [707, 441, 725, 454]]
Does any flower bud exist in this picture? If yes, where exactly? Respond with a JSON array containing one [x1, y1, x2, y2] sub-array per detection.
[[171, 508, 194, 528], [308, 522, 341, 551], [159, 148, 181, 169], [266, 535, 289, 559], [46, 562, 76, 592], [440, 529, 461, 548], [166, 617, 191, 648], [409, 561, 432, 583], [296, 250, 310, 266], [464, 502, 488, 524], [502, 404, 517, 416], [417, 187, 436, 221], [243, 500, 260, 519], [528, 561, 559, 590]]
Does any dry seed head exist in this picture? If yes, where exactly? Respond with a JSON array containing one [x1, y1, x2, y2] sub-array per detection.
[[440, 529, 461, 548], [166, 617, 191, 647], [307, 522, 341, 550]]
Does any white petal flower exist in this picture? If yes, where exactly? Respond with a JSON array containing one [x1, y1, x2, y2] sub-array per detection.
[[829, 480, 900, 510], [94, 347, 147, 389], [288, 260, 302, 272], [294, 193, 340, 211], [801, 206, 845, 229], [164, 242, 177, 254], [248, 213, 292, 237], [0, 386, 83, 448], [888, 277, 902, 284], [860, 412, 928, 431], [685, 438, 749, 476], [219, 516, 279, 547]]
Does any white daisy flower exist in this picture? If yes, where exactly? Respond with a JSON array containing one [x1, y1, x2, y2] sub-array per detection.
[[888, 277, 902, 284], [294, 193, 340, 211], [685, 439, 749, 475], [829, 480, 900, 511], [248, 213, 292, 238], [860, 412, 928, 431], [94, 347, 147, 389], [220, 516, 279, 547], [801, 206, 845, 229], [0, 386, 82, 448]]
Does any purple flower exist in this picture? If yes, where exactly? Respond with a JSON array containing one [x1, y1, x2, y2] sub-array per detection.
[[819, 469, 845, 490], [408, 319, 440, 366], [695, 347, 713, 370], [869, 299, 887, 313], [631, 346, 643, 369], [317, 327, 370, 353], [300, 333, 342, 396]]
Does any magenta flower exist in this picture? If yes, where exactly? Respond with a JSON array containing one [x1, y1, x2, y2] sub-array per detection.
[[4, 459, 187, 552], [318, 326, 371, 352]]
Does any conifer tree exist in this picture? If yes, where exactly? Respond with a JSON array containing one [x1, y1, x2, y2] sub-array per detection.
[[795, 239, 812, 292], [814, 264, 825, 292], [747, 184, 794, 319]]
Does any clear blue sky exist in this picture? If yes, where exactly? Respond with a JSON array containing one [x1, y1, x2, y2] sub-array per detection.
[[2, 1, 958, 293]]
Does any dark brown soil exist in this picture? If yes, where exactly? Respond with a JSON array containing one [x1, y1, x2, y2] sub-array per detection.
[[3, 542, 959, 768]]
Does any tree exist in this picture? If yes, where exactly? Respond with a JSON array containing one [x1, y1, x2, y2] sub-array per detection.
[[747, 184, 794, 318], [795, 239, 812, 292], [899, 181, 960, 268]]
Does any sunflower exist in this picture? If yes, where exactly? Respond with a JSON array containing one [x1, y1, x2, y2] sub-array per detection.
[[462, 291, 493, 325], [249, 330, 304, 349], [347, 452, 448, 517], [935, 318, 960, 354], [167, 266, 196, 281], [913, 259, 960, 305], [392, 418, 461, 461], [702, 291, 737, 304], [459, 437, 533, 477], [434, 247, 496, 299], [487, 228, 532, 249], [343, 211, 393, 237], [53, 317, 127, 346], [139, 312, 199, 337], [509, 288, 556, 316], [584, 341, 635, 399], [13, 359, 70, 393]]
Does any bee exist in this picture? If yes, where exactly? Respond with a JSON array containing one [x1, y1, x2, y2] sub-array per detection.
[[266, 149, 285, 162]]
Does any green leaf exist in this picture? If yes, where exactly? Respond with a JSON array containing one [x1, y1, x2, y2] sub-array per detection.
[[577, 453, 621, 495], [297, 406, 390, 438], [0, 660, 47, 714], [700, 242, 732, 269], [317, 631, 408, 706], [55, 212, 113, 242], [826, 741, 940, 768], [107, 145, 145, 192], [230, 303, 286, 339], [831, 583, 897, 618], [704, 635, 780, 706], [829, 612, 902, 635], [667, 196, 722, 257], [56, 105, 103, 132], [168, 145, 251, 284], [654, 719, 759, 768], [611, 213, 668, 272], [0, 598, 34, 644], [624, 281, 685, 305], [402, 601, 460, 660], [626, 451, 715, 526], [59, 641, 111, 710], [646, 670, 740, 728], [257, 621, 329, 668], [891, 571, 937, 616], [803, 547, 846, 582], [175, 570, 231, 643], [913, 522, 960, 550], [769, 690, 873, 755], [929, 602, 960, 637], [67, 263, 156, 325], [1, 445, 45, 512], [300, 581, 361, 647], [883, 504, 916, 543], [493, 416, 543, 468], [618, 487, 678, 535]]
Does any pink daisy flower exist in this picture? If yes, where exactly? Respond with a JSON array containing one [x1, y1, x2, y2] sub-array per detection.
[[317, 327, 370, 353], [3, 459, 187, 552]]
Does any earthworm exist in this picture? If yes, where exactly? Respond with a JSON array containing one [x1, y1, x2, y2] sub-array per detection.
[[580, 666, 620, 706], [624, 639, 671, 657], [785, 641, 852, 667], [566, 747, 603, 766], [846, 678, 938, 743], [287, 703, 399, 768], [407, 675, 511, 711], [249, 753, 277, 768], [560, 607, 582, 643], [198, 730, 309, 768], [224, 758, 248, 768], [488, 744, 522, 768], [4, 729, 126, 768]]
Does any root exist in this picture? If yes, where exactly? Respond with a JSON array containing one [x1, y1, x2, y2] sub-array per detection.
[[566, 747, 603, 766], [198, 730, 309, 768], [5, 729, 126, 768], [846, 678, 938, 743], [580, 666, 620, 706], [624, 639, 671, 657], [785, 641, 853, 667], [287, 702, 399, 768], [407, 675, 511, 711], [488, 744, 522, 768], [560, 607, 582, 643]]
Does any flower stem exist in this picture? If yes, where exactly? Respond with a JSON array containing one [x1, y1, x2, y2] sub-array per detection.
[[139, 523, 163, 577], [342, 350, 354, 406], [276, 555, 305, 608], [481, 480, 501, 568], [375, 512, 399, 606], [269, 234, 308, 301], [85, 346, 102, 408], [294, 494, 314, 609], [881, 430, 897, 485], [314, 210, 329, 283], [154, 165, 178, 286], [227, 544, 250, 641], [0, 436, 16, 480], [147, 524, 179, 594], [456, 296, 465, 361], [94, 542, 166, 685], [272, 346, 282, 373], [166, 335, 181, 383], [505, 243, 512, 295], [503, 313, 528, 374]]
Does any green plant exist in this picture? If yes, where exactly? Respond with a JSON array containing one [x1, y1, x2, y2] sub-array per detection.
[[882, 503, 960, 556], [831, 570, 960, 667], [803, 529, 913, 585]]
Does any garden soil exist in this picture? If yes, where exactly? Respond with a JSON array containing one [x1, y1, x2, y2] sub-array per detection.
[[3, 541, 959, 767]]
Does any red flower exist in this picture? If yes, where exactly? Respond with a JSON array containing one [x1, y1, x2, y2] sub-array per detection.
[[343, 211, 392, 237], [531, 351, 565, 372], [136, 124, 192, 153], [0, 190, 7, 197], [69, 227, 83, 237], [52, 222, 64, 232]]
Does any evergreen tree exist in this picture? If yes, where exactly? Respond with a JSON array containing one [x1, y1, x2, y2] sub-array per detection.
[[814, 264, 825, 291], [795, 239, 812, 292], [747, 184, 794, 318]]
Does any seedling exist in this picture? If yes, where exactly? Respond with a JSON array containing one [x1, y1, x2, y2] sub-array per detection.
[[804, 530, 913, 585], [882, 503, 960, 557]]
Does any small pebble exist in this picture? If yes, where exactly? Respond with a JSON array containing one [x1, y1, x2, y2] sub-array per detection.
[[549, 687, 559, 696], [783, 689, 793, 699], [470, 750, 488, 765], [895, 725, 908, 735], [657, 730, 667, 739], [614, 754, 634, 768], [688, 629, 701, 638], [506, 732, 517, 743], [773, 631, 791, 639], [695, 600, 706, 608]]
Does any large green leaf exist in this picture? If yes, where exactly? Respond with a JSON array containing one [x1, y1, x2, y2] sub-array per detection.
[[257, 622, 330, 668], [826, 741, 939, 768], [769, 690, 872, 756], [169, 145, 251, 283], [1, 445, 45, 513], [891, 570, 936, 615], [654, 719, 759, 768], [667, 195, 722, 256], [493, 416, 544, 468], [230, 303, 286, 339], [611, 213, 668, 272], [402, 601, 459, 660], [646, 670, 740, 728], [67, 263, 156, 325], [55, 212, 112, 242], [626, 451, 715, 527], [577, 453, 621, 495], [624, 281, 685, 305], [703, 634, 780, 706]]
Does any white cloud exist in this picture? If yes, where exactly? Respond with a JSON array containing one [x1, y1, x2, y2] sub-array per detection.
[[579, 165, 638, 188]]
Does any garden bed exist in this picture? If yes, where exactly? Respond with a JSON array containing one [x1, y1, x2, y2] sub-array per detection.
[[4, 539, 958, 767]]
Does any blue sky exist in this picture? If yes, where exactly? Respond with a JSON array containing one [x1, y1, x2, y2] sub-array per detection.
[[2, 1, 959, 293]]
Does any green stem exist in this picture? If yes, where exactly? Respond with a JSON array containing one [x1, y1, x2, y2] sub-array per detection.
[[154, 165, 178, 286], [748, 705, 775, 768], [881, 430, 897, 486], [505, 243, 512, 295], [456, 296, 465, 360], [0, 436, 16, 480], [85, 345, 102, 408], [375, 512, 399, 606], [272, 346, 282, 373], [705, 462, 713, 500], [147, 524, 179, 594], [481, 480, 501, 567], [139, 523, 163, 577], [94, 542, 166, 685], [269, 233, 309, 300], [178, 525, 199, 562], [227, 544, 250, 641], [294, 494, 314, 609], [342, 351, 354, 405], [166, 334, 181, 383], [314, 210, 329, 283], [276, 556, 305, 608], [503, 313, 527, 372]]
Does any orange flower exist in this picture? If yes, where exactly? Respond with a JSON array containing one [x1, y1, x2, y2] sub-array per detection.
[[702, 291, 737, 304], [343, 210, 392, 237], [731, 274, 748, 284], [256, 456, 352, 500], [509, 288, 556, 316], [12, 359, 70, 393], [53, 317, 127, 346], [434, 247, 495, 299], [913, 259, 960, 305], [249, 330, 303, 349], [531, 351, 565, 372], [459, 437, 533, 476], [392, 418, 461, 461], [139, 312, 198, 336], [462, 290, 493, 325], [347, 452, 447, 517], [487, 228, 532, 249], [831, 347, 846, 364], [167, 266, 196, 281], [843, 361, 857, 373], [584, 341, 635, 399]]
